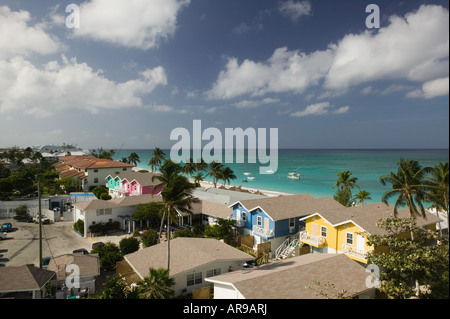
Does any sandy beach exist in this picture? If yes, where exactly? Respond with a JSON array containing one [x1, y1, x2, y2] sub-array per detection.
[[132, 166, 291, 198]]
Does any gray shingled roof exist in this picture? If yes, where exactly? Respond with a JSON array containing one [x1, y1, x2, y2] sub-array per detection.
[[206, 254, 372, 299], [0, 266, 56, 292], [124, 237, 254, 278], [73, 194, 163, 210], [236, 193, 345, 220]]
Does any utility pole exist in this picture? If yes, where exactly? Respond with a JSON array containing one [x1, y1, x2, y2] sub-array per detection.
[[38, 180, 42, 268]]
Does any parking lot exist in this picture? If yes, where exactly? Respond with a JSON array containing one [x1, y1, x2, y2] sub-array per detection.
[[0, 218, 128, 267]]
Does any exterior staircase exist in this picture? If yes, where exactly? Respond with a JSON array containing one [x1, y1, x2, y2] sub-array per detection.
[[275, 231, 302, 259]]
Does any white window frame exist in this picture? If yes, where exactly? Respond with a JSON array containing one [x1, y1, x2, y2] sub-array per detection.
[[320, 226, 327, 238], [346, 232, 354, 245], [242, 211, 246, 222], [187, 272, 202, 286], [257, 216, 262, 227]]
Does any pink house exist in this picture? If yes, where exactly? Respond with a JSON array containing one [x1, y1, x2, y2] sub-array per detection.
[[106, 172, 163, 198]]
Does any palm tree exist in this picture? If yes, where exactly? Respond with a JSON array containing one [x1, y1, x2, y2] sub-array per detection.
[[333, 171, 359, 191], [193, 172, 204, 187], [182, 157, 197, 176], [221, 166, 236, 186], [379, 158, 433, 219], [148, 147, 166, 172], [353, 190, 372, 205], [425, 162, 449, 236], [194, 157, 208, 173], [206, 161, 224, 188], [127, 152, 140, 166], [380, 158, 435, 297], [152, 160, 199, 271], [135, 267, 175, 299]]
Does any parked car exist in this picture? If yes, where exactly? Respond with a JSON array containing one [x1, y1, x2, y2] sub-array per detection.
[[42, 256, 51, 269], [73, 248, 89, 255], [13, 214, 33, 223], [0, 232, 6, 240], [1, 223, 12, 232], [33, 216, 50, 224], [91, 242, 105, 250]]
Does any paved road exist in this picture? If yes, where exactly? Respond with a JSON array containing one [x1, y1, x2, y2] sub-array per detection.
[[0, 218, 128, 267]]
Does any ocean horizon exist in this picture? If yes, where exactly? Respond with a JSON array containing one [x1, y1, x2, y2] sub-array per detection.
[[110, 148, 449, 204]]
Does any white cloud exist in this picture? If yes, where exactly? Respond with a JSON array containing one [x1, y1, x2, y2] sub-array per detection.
[[289, 102, 349, 117], [0, 56, 167, 117], [207, 47, 334, 99], [278, 0, 312, 22], [0, 6, 169, 118], [324, 5, 449, 90], [208, 4, 448, 101], [234, 97, 280, 108], [0, 6, 60, 59], [405, 77, 449, 99], [72, 0, 190, 50]]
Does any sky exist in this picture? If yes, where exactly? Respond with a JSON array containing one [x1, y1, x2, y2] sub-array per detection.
[[0, 0, 448, 150]]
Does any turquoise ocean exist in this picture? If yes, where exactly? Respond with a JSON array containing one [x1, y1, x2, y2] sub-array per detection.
[[112, 149, 449, 204]]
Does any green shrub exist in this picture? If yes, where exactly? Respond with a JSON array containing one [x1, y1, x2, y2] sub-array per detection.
[[73, 219, 84, 235], [119, 237, 140, 255]]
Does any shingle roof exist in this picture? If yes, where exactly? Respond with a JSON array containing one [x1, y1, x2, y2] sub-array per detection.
[[110, 172, 162, 186], [0, 266, 56, 292], [59, 155, 134, 169], [47, 253, 100, 279], [237, 194, 345, 220], [309, 202, 442, 235], [73, 194, 163, 210], [124, 238, 254, 278], [205, 254, 372, 299]]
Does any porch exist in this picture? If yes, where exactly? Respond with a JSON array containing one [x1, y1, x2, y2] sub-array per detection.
[[299, 230, 326, 247]]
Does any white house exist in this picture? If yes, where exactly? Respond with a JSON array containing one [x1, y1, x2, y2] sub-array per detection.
[[205, 253, 376, 299], [72, 194, 163, 236], [122, 237, 255, 296]]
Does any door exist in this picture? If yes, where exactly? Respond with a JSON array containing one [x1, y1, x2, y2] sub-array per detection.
[[311, 223, 318, 236], [264, 217, 270, 236], [357, 234, 365, 252]]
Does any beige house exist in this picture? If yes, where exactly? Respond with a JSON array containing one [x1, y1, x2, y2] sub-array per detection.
[[47, 253, 100, 297], [0, 266, 56, 299], [56, 155, 134, 191], [205, 253, 376, 299], [122, 237, 255, 296]]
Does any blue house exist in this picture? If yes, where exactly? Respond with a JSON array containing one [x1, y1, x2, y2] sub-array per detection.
[[229, 194, 344, 257]]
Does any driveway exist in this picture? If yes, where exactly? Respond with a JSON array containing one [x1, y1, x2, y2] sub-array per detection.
[[0, 218, 128, 267]]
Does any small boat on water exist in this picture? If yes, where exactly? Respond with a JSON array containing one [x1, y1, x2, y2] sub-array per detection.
[[247, 176, 256, 180], [265, 169, 275, 174], [243, 172, 252, 176], [287, 168, 301, 180]]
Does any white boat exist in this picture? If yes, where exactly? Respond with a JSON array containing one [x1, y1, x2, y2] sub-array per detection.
[[265, 169, 275, 174], [287, 171, 301, 179], [247, 176, 256, 180], [244, 172, 252, 176]]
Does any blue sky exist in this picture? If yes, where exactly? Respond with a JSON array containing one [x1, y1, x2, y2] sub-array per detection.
[[0, 0, 448, 150]]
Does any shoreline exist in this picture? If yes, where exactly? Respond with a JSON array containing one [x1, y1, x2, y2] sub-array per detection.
[[132, 166, 292, 198]]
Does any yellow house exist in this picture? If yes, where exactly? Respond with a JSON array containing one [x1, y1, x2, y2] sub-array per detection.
[[298, 203, 441, 264]]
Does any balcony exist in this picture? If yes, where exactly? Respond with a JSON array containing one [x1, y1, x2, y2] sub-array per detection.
[[342, 244, 373, 262], [233, 218, 246, 227], [299, 230, 326, 247], [252, 225, 274, 238]]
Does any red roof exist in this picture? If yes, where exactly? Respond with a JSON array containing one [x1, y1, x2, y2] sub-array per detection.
[[59, 155, 134, 169]]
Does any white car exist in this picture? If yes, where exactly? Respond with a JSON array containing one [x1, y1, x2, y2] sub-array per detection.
[[0, 232, 6, 240]]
